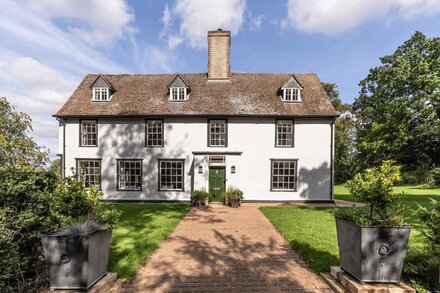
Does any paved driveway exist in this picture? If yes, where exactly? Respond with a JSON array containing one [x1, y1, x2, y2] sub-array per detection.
[[118, 203, 333, 292]]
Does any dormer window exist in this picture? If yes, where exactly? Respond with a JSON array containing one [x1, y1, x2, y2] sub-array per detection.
[[283, 88, 300, 102], [92, 87, 110, 101], [167, 74, 190, 102], [280, 75, 303, 103], [90, 75, 114, 102], [170, 87, 187, 101]]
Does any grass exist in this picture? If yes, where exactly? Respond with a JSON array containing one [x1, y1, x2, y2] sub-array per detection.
[[261, 185, 440, 291], [335, 184, 440, 228], [261, 206, 339, 272], [108, 203, 191, 278]]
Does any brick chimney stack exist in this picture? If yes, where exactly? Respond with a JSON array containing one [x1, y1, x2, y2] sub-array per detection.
[[207, 29, 231, 80]]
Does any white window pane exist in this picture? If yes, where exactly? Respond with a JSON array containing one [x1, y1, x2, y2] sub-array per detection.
[[159, 160, 184, 190], [272, 160, 297, 191], [118, 160, 142, 190]]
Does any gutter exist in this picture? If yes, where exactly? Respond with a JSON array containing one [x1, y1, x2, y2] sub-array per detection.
[[56, 117, 67, 178], [52, 113, 339, 119], [330, 118, 336, 201]]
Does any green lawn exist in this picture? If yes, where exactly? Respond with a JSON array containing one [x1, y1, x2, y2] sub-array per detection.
[[108, 203, 191, 278], [261, 185, 440, 291]]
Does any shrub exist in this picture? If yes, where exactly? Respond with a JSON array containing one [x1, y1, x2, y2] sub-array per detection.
[[336, 160, 406, 226], [418, 198, 440, 286], [191, 190, 211, 206], [403, 247, 440, 293], [0, 167, 61, 292], [401, 167, 432, 185], [432, 167, 440, 187], [0, 167, 120, 292], [54, 175, 120, 227], [223, 187, 244, 202]]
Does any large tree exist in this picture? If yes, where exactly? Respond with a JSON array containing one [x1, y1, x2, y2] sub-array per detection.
[[353, 32, 440, 169], [0, 97, 48, 167], [322, 82, 355, 183]]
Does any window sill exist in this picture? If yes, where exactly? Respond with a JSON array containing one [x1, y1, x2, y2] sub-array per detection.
[[282, 100, 302, 103], [270, 189, 298, 192], [116, 189, 143, 192], [158, 189, 185, 192]]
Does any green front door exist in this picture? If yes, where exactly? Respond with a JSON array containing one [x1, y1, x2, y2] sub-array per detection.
[[209, 167, 226, 202]]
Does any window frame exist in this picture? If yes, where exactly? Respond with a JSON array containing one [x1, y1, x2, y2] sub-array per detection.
[[158, 159, 185, 192], [79, 119, 98, 147], [169, 87, 187, 101], [270, 159, 298, 192], [275, 119, 295, 148], [282, 88, 301, 102], [75, 158, 102, 189], [145, 118, 164, 147], [92, 87, 110, 101], [116, 159, 143, 191], [207, 118, 228, 147]]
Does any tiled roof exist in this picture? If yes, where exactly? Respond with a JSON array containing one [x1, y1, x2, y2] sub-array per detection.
[[54, 73, 337, 117]]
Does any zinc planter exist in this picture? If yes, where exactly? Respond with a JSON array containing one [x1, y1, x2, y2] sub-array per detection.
[[229, 200, 240, 208], [335, 218, 411, 283], [41, 224, 112, 290], [193, 198, 209, 208]]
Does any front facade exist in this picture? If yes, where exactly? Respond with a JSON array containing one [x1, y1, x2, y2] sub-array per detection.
[[55, 30, 337, 202]]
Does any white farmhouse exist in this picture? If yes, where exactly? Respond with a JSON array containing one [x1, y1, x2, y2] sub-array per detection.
[[54, 30, 337, 202]]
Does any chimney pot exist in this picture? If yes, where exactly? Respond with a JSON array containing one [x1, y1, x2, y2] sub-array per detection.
[[207, 30, 230, 80]]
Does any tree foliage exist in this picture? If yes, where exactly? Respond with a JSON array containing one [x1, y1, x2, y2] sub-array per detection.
[[0, 97, 48, 167], [353, 32, 440, 170], [322, 82, 355, 183], [341, 160, 405, 226], [48, 158, 61, 177]]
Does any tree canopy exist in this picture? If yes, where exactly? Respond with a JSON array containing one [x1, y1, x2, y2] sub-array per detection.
[[322, 82, 355, 183], [353, 32, 440, 169], [0, 97, 48, 167]]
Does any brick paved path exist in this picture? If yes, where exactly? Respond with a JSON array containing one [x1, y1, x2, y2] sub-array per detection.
[[118, 203, 333, 292]]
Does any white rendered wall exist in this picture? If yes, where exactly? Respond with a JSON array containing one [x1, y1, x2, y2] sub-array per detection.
[[61, 117, 333, 201]]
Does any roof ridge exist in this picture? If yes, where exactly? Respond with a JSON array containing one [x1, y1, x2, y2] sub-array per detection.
[[86, 72, 318, 76]]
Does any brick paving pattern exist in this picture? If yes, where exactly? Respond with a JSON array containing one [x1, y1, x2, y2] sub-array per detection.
[[118, 203, 333, 292]]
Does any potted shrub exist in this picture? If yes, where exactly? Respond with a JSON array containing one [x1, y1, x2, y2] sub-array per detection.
[[41, 222, 112, 290], [191, 190, 211, 207], [335, 160, 411, 283], [41, 176, 120, 291], [224, 187, 244, 208]]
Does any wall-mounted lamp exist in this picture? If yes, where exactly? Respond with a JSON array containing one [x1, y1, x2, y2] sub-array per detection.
[[198, 166, 203, 174], [231, 166, 236, 174]]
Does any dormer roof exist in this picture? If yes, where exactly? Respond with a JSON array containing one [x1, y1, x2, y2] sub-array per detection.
[[280, 75, 303, 90], [167, 74, 190, 89], [90, 74, 114, 90]]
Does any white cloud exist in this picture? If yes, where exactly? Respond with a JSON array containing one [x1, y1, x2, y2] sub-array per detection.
[[11, 57, 75, 93], [282, 0, 440, 35], [162, 0, 247, 49], [24, 0, 136, 44], [161, 4, 172, 33], [167, 35, 184, 50], [0, 0, 133, 158], [250, 14, 265, 30], [0, 1, 126, 73]]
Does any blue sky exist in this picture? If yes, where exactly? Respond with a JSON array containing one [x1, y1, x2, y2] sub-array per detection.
[[0, 0, 439, 159]]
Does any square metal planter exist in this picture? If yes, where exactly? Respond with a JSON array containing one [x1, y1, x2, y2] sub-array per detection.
[[229, 200, 240, 208], [41, 228, 112, 290], [335, 217, 411, 283]]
